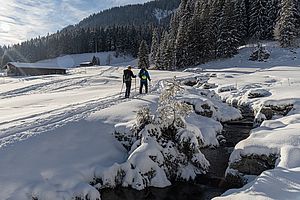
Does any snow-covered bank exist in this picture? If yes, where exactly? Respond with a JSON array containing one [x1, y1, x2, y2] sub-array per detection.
[[197, 43, 300, 200]]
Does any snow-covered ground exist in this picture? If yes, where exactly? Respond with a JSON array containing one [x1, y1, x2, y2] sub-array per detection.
[[0, 65, 200, 199], [1, 42, 300, 200], [2, 64, 236, 199]]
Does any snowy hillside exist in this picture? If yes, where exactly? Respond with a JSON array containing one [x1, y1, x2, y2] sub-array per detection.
[[37, 51, 136, 68], [200, 42, 300, 70], [153, 8, 175, 23]]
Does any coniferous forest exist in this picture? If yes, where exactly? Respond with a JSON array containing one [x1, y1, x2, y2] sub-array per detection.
[[1, 0, 300, 69], [153, 0, 300, 70]]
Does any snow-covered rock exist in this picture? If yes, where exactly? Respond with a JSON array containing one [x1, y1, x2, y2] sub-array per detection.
[[218, 85, 237, 93], [246, 88, 271, 99]]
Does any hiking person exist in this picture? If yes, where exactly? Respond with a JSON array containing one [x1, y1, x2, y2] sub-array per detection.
[[123, 65, 136, 98], [138, 67, 151, 94]]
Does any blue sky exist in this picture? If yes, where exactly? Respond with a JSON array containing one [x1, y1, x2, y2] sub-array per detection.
[[0, 0, 150, 46]]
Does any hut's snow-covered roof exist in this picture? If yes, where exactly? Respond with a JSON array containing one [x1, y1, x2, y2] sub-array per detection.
[[80, 61, 93, 65], [7, 62, 68, 70]]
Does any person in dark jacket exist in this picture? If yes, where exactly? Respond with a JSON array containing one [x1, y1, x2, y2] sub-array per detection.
[[123, 65, 136, 98], [138, 67, 151, 94]]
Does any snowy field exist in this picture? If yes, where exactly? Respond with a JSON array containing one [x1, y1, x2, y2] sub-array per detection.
[[0, 66, 215, 199], [1, 43, 300, 200]]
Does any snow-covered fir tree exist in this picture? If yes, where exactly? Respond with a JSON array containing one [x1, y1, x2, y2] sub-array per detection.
[[216, 0, 239, 58], [208, 0, 225, 59], [185, 1, 205, 65], [187, 1, 212, 65], [156, 31, 171, 70], [138, 40, 150, 69], [174, 1, 193, 69], [233, 0, 248, 45], [274, 0, 299, 47], [248, 0, 269, 40], [94, 78, 213, 190], [150, 28, 160, 64], [266, 0, 280, 39]]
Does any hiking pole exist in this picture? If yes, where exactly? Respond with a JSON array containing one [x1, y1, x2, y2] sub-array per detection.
[[120, 82, 124, 96], [135, 78, 137, 93]]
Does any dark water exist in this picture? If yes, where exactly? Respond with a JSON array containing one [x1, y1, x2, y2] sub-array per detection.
[[101, 183, 226, 200], [199, 117, 254, 188], [102, 118, 253, 200]]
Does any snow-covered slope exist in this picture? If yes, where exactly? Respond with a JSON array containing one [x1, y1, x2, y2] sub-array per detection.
[[200, 42, 300, 70], [37, 51, 137, 68], [153, 8, 175, 23]]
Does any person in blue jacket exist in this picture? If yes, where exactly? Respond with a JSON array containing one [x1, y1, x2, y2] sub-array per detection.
[[138, 67, 151, 94]]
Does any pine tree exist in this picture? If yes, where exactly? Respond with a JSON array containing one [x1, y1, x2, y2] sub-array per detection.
[[185, 1, 208, 65], [138, 40, 150, 69], [274, 0, 299, 47], [248, 0, 274, 40], [265, 0, 280, 39], [208, 0, 225, 59], [150, 28, 160, 64], [234, 0, 248, 44], [216, 0, 239, 58], [158, 31, 175, 70], [174, 0, 195, 69], [164, 38, 176, 70]]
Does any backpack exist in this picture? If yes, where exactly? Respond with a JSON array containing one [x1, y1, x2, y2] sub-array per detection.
[[139, 69, 147, 80], [124, 70, 131, 82]]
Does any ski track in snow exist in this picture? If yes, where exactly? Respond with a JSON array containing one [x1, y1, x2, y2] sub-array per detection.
[[0, 93, 128, 148], [0, 67, 168, 148], [0, 67, 116, 99], [0, 67, 121, 146]]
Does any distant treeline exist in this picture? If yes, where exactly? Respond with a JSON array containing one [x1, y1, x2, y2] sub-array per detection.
[[0, 0, 180, 67], [1, 0, 300, 69], [0, 25, 160, 66]]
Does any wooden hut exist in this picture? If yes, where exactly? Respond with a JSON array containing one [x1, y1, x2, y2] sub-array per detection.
[[4, 62, 67, 76], [79, 61, 93, 67]]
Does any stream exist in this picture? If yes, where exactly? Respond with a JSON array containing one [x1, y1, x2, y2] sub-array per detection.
[[102, 116, 254, 200]]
